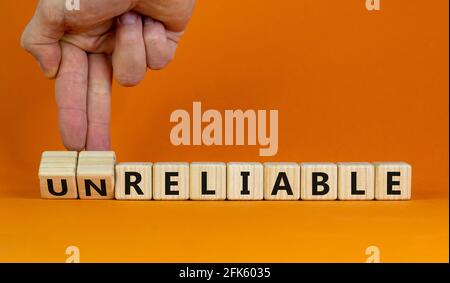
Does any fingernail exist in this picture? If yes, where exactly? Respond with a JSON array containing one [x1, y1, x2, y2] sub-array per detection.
[[39, 62, 55, 79], [119, 12, 138, 25], [144, 17, 154, 25]]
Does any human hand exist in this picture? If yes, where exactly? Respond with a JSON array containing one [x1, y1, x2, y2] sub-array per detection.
[[21, 0, 195, 150]]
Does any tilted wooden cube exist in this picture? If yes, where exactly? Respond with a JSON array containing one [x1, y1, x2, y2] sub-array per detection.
[[153, 162, 190, 200], [77, 151, 115, 200], [227, 162, 263, 200], [115, 163, 153, 200], [300, 162, 337, 200], [38, 151, 78, 199], [78, 151, 116, 160], [337, 162, 374, 200], [42, 151, 78, 158], [373, 162, 411, 200], [190, 162, 226, 200], [264, 162, 300, 200]]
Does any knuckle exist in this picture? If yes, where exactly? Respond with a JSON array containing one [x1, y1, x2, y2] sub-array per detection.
[[39, 0, 64, 25], [20, 28, 33, 52], [89, 84, 110, 97], [82, 40, 102, 53], [57, 71, 87, 86], [90, 89, 110, 97]]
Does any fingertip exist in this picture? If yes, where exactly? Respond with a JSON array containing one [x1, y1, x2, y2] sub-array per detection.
[[59, 113, 87, 151], [41, 44, 62, 79], [147, 55, 172, 70], [38, 45, 62, 79], [114, 73, 145, 87], [21, 25, 62, 79], [24, 43, 61, 79], [63, 142, 85, 152], [118, 11, 140, 25], [86, 123, 111, 151], [143, 18, 178, 70], [42, 62, 60, 79]]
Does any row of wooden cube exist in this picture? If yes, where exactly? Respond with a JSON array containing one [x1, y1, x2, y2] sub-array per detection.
[[39, 151, 411, 200]]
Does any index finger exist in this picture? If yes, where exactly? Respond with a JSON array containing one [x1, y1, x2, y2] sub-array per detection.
[[55, 42, 88, 151]]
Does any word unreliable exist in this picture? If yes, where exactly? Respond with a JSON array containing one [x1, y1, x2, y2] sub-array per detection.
[[39, 151, 412, 200]]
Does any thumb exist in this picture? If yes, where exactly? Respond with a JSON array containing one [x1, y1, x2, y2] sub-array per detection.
[[21, 0, 65, 79]]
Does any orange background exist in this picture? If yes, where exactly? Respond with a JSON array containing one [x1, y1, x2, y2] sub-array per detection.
[[0, 0, 448, 262]]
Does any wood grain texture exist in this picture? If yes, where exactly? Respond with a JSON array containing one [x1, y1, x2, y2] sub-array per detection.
[[300, 162, 337, 200], [227, 162, 263, 200], [190, 162, 226, 200], [373, 162, 412, 200], [337, 162, 374, 200], [77, 152, 115, 200], [38, 151, 78, 199], [78, 151, 116, 160], [263, 162, 300, 200], [153, 162, 190, 200], [42, 151, 78, 158], [115, 163, 153, 200], [39, 167, 78, 199]]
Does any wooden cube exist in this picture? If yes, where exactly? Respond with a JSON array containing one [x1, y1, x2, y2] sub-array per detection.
[[78, 151, 116, 160], [39, 151, 78, 199], [190, 162, 226, 200], [153, 162, 189, 200], [301, 162, 337, 200], [337, 162, 374, 200], [42, 151, 78, 158], [264, 163, 300, 200], [77, 151, 115, 200], [77, 166, 115, 199], [115, 163, 152, 200], [227, 162, 263, 200], [374, 162, 411, 200]]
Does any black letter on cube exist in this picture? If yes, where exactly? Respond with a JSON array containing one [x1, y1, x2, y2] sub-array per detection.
[[84, 179, 107, 196], [312, 172, 330, 195], [125, 172, 144, 195], [165, 172, 180, 195], [47, 179, 68, 196], [271, 172, 294, 196], [351, 172, 365, 195], [240, 171, 251, 195], [387, 171, 401, 195], [201, 171, 216, 195]]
